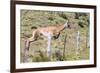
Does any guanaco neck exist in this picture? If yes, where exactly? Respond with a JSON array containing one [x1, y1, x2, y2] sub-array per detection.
[[56, 24, 66, 33]]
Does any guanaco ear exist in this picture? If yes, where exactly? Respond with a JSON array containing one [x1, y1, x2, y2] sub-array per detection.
[[64, 20, 69, 28], [66, 20, 69, 23]]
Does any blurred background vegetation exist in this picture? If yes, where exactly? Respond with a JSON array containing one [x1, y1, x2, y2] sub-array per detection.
[[20, 10, 90, 62]]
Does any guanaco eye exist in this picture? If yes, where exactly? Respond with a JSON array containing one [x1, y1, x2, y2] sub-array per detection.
[[68, 25, 70, 28]]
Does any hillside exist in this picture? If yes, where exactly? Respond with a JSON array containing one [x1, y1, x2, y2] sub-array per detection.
[[20, 10, 90, 62]]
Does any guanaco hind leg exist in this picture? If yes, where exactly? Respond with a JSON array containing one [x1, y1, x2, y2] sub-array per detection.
[[24, 30, 38, 62], [25, 30, 38, 51]]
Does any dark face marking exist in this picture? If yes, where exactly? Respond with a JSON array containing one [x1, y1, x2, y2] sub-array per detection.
[[67, 24, 71, 28]]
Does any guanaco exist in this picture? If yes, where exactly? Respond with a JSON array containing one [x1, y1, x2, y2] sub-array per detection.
[[25, 20, 70, 57]]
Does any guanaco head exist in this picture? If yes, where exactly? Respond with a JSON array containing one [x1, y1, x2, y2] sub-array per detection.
[[64, 20, 71, 29]]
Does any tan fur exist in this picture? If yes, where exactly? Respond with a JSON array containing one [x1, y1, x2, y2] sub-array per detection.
[[25, 22, 69, 51]]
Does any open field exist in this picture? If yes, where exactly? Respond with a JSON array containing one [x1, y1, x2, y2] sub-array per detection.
[[20, 10, 90, 62]]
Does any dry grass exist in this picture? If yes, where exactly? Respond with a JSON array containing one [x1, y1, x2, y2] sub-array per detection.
[[20, 10, 90, 62]]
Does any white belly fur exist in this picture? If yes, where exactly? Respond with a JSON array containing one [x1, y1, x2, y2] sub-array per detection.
[[40, 31, 51, 37]]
